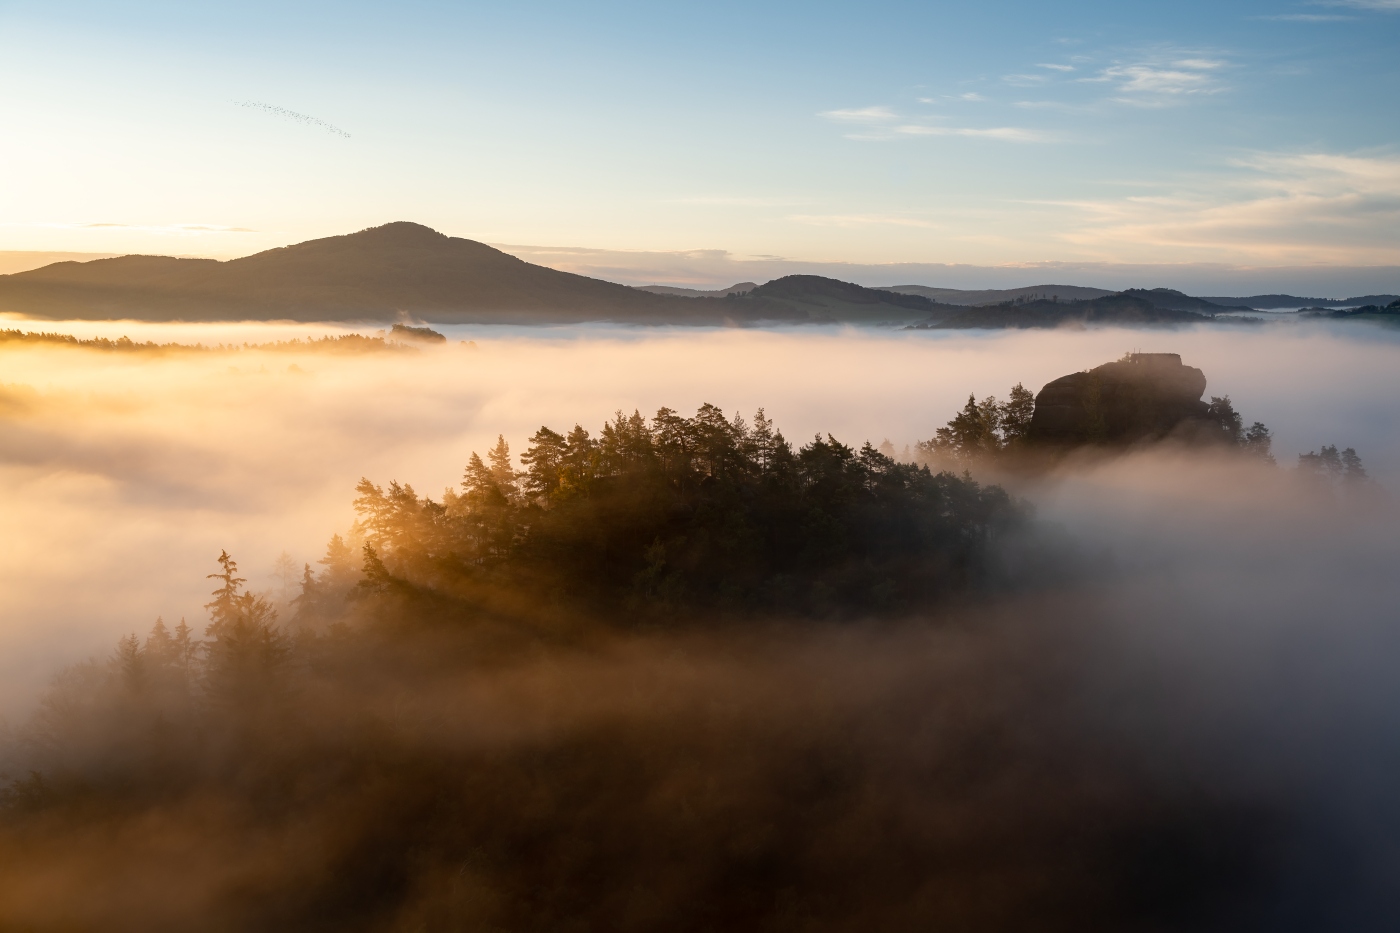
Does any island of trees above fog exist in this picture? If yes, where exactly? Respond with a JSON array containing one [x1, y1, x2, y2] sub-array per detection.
[[1, 221, 1396, 327], [0, 351, 1380, 931]]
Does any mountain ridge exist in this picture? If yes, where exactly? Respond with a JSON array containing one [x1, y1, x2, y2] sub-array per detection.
[[0, 224, 951, 325], [0, 221, 1381, 327]]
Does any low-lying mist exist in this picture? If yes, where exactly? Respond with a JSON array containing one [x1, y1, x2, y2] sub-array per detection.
[[0, 317, 1397, 928], [0, 317, 1395, 702]]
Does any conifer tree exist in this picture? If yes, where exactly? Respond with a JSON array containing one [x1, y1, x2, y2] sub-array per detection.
[[1341, 448, 1367, 483], [520, 426, 568, 499], [999, 384, 1036, 446], [752, 409, 775, 472], [1243, 422, 1274, 462], [487, 435, 518, 499]]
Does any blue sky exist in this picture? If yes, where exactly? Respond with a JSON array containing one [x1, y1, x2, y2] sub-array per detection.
[[1, 0, 1398, 286]]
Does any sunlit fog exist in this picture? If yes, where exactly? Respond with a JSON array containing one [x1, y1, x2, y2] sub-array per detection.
[[1, 318, 1395, 707]]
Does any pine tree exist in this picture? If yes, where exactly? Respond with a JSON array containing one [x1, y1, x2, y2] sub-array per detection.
[[1243, 423, 1275, 463], [1206, 396, 1243, 443], [487, 435, 518, 499], [462, 452, 495, 497], [999, 384, 1036, 446], [520, 426, 568, 499], [116, 633, 144, 692], [172, 618, 197, 679], [752, 409, 775, 472], [1341, 448, 1368, 483], [205, 550, 247, 638], [145, 616, 173, 660], [202, 552, 285, 709]]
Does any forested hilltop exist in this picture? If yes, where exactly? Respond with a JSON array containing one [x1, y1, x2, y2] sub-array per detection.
[[311, 404, 1023, 624]]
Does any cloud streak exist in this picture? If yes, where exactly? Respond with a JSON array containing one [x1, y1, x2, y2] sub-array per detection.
[[1326, 0, 1400, 9], [1095, 56, 1228, 104], [818, 106, 1046, 143], [1041, 150, 1400, 263]]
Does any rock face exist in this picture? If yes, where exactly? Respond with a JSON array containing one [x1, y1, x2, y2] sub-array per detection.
[[1028, 353, 1210, 445]]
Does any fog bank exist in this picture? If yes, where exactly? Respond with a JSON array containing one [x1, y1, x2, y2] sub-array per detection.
[[0, 318, 1396, 707]]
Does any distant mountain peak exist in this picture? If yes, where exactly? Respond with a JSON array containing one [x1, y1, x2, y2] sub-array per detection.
[[345, 221, 451, 244]]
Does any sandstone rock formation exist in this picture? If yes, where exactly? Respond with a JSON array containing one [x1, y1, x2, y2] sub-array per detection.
[[1028, 353, 1212, 445]]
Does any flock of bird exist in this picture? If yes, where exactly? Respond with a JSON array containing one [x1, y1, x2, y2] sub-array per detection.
[[234, 100, 351, 138]]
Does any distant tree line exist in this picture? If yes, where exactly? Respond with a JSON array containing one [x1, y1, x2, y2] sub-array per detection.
[[0, 329, 417, 354]]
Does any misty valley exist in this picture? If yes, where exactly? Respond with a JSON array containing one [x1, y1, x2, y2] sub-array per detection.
[[1, 331, 1396, 931], [8, 0, 1400, 927]]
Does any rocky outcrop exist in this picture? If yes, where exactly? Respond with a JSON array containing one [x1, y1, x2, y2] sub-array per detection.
[[1027, 353, 1211, 445]]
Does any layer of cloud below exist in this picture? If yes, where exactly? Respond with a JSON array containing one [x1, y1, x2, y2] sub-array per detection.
[[0, 321, 1396, 714]]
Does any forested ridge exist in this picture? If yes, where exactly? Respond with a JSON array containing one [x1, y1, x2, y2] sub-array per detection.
[[303, 404, 1023, 627]]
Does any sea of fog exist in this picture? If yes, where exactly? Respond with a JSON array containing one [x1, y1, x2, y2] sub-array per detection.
[[0, 316, 1397, 711]]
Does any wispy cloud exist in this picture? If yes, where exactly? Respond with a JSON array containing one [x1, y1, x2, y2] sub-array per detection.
[[817, 106, 898, 123], [1039, 151, 1400, 263], [1002, 73, 1048, 87], [1105, 60, 1224, 93], [1037, 63, 1076, 72], [233, 101, 351, 138], [817, 106, 1046, 143], [1325, 0, 1400, 9], [894, 125, 1048, 142], [1085, 54, 1230, 106]]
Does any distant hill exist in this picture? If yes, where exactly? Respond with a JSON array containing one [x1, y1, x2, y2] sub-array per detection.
[[638, 282, 757, 298], [884, 284, 1115, 306], [0, 233, 958, 324], [1301, 298, 1400, 322], [727, 275, 961, 324], [2, 222, 1380, 328], [910, 293, 1216, 329], [0, 223, 722, 324], [1203, 293, 1400, 310], [1118, 288, 1238, 315]]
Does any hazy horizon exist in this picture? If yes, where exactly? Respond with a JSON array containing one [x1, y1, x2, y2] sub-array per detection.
[[4, 239, 1399, 299]]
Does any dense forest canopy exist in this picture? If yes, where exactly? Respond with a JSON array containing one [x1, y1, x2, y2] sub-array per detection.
[[301, 403, 1024, 626]]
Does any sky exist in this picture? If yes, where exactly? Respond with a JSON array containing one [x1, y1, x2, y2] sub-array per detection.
[[2, 0, 1399, 288]]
